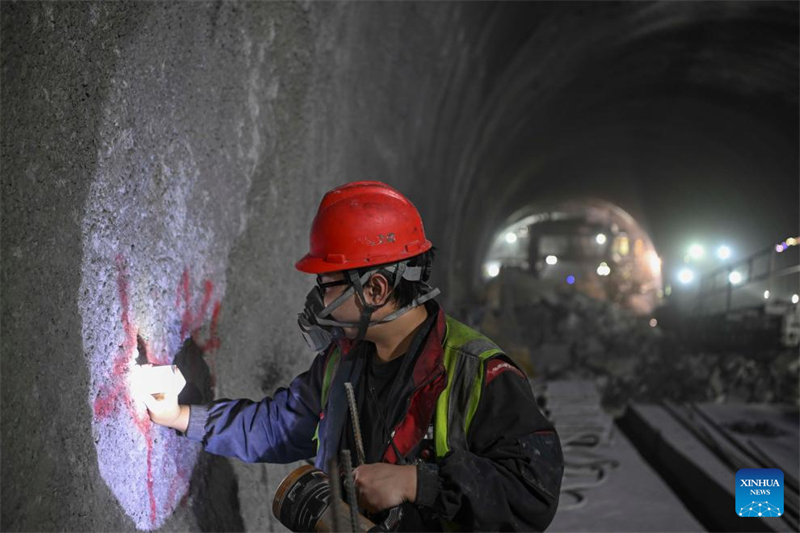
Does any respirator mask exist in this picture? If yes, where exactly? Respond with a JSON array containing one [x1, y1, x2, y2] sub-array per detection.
[[297, 259, 440, 353]]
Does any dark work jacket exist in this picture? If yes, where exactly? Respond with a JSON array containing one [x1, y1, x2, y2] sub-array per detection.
[[186, 300, 564, 531]]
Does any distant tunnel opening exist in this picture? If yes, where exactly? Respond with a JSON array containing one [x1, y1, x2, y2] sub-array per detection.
[[481, 198, 662, 316]]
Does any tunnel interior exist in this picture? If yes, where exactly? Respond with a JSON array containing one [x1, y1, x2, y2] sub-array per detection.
[[2, 1, 798, 532]]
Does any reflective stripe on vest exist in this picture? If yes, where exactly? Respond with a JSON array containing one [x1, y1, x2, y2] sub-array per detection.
[[312, 347, 342, 451], [434, 316, 502, 458], [313, 316, 502, 458]]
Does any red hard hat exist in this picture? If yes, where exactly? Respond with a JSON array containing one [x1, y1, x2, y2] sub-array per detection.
[[295, 181, 433, 274]]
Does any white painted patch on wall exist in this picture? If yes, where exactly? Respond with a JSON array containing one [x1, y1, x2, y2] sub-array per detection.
[[78, 10, 273, 529]]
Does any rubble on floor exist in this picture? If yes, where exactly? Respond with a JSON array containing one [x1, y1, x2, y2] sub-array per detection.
[[468, 269, 800, 410]]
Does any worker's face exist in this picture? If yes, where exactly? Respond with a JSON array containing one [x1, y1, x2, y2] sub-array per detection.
[[317, 272, 360, 338], [317, 272, 392, 339]]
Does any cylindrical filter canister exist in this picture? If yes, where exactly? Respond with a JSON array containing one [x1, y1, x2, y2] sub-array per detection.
[[273, 465, 376, 532]]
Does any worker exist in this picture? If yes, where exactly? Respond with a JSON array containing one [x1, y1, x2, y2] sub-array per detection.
[[142, 181, 563, 531]]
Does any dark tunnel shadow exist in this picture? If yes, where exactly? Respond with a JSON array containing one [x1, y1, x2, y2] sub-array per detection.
[[172, 337, 245, 531], [173, 337, 214, 405], [189, 452, 246, 533]]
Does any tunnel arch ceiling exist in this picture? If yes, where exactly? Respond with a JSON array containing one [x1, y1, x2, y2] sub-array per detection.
[[438, 1, 798, 307]]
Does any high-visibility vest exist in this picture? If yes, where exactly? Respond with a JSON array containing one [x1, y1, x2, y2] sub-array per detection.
[[313, 315, 503, 460]]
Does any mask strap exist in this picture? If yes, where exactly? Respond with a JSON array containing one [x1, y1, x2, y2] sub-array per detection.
[[391, 262, 406, 289], [347, 269, 379, 345], [316, 275, 360, 319], [376, 285, 441, 323], [313, 266, 440, 329]]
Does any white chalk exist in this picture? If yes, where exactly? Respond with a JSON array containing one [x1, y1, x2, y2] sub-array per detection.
[[129, 364, 186, 398]]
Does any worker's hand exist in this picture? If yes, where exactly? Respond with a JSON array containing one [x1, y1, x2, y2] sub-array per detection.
[[142, 388, 181, 427], [353, 463, 416, 514], [130, 364, 187, 430]]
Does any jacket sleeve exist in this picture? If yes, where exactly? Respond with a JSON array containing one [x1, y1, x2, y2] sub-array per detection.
[[416, 355, 564, 531], [184, 350, 328, 464]]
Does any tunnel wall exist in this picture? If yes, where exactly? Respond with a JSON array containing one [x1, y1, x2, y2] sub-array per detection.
[[1, 2, 483, 531]]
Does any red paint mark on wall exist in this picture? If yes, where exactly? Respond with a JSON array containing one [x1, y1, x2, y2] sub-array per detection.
[[93, 256, 140, 418], [93, 255, 157, 525], [176, 269, 222, 352], [164, 460, 192, 515], [93, 257, 222, 527], [175, 268, 222, 387]]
